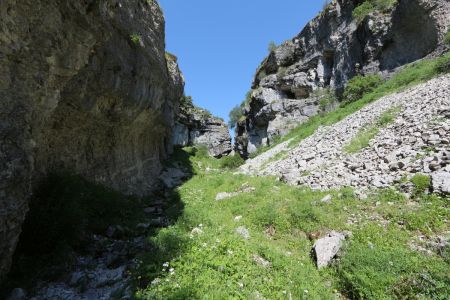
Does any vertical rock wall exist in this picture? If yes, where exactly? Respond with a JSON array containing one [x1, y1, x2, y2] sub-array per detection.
[[0, 0, 184, 280], [173, 99, 232, 158]]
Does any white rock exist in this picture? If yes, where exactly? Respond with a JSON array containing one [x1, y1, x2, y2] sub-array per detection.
[[236, 226, 250, 239], [313, 231, 346, 269], [320, 194, 332, 203], [431, 171, 450, 194]]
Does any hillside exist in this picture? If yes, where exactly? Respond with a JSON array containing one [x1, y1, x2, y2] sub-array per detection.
[[241, 75, 450, 194], [234, 0, 449, 158]]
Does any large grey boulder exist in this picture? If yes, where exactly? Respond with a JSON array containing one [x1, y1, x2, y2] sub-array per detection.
[[0, 0, 184, 280], [313, 231, 347, 269], [432, 171, 450, 195]]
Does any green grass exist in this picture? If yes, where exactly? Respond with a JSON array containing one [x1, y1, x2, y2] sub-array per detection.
[[445, 30, 450, 45], [133, 148, 449, 299], [220, 154, 245, 169], [353, 0, 397, 22], [343, 127, 380, 153], [343, 106, 400, 153], [251, 52, 450, 151], [343, 74, 383, 104], [411, 173, 431, 196], [337, 224, 449, 299]]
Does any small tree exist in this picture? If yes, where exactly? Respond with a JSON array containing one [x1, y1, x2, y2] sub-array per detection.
[[322, 0, 332, 11], [268, 41, 277, 53], [228, 105, 243, 129]]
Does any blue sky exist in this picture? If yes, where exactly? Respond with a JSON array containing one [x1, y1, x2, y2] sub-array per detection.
[[159, 0, 324, 123]]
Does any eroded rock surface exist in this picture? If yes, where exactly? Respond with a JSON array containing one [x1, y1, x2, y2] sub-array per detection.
[[0, 0, 183, 280], [173, 98, 232, 157], [235, 0, 450, 157]]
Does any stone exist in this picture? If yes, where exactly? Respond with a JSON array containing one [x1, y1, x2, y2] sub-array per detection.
[[160, 168, 188, 188], [144, 207, 158, 214], [252, 254, 271, 268], [191, 227, 203, 235], [215, 192, 239, 201], [431, 172, 450, 194], [236, 226, 250, 240], [313, 231, 347, 269], [320, 194, 332, 203], [7, 288, 26, 300]]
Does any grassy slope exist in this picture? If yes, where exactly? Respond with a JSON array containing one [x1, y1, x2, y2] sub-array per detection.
[[134, 148, 449, 299], [249, 52, 450, 157]]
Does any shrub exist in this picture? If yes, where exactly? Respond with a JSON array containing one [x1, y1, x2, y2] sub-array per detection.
[[445, 30, 450, 45], [343, 74, 383, 104], [322, 0, 332, 11], [353, 0, 397, 21], [435, 54, 450, 74], [180, 95, 193, 108], [220, 154, 245, 169], [410, 173, 431, 195], [165, 51, 178, 62], [130, 33, 141, 45], [257, 70, 268, 81], [228, 105, 243, 128], [268, 41, 277, 53], [229, 90, 253, 128], [312, 88, 337, 112]]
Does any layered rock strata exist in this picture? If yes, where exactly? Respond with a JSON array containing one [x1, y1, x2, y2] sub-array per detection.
[[235, 0, 450, 157], [173, 100, 232, 157], [240, 75, 450, 194], [0, 0, 183, 280]]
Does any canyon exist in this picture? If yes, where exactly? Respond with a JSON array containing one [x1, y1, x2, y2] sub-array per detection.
[[0, 0, 449, 299]]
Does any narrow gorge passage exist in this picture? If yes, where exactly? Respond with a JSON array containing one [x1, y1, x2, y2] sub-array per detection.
[[1, 0, 450, 299]]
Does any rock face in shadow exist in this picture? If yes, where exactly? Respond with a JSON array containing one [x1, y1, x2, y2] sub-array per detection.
[[235, 0, 449, 157], [0, 0, 184, 280], [173, 98, 232, 158]]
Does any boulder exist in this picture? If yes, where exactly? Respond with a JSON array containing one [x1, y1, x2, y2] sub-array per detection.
[[431, 171, 450, 195], [313, 231, 346, 269]]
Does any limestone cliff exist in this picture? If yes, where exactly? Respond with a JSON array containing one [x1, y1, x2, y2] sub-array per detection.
[[173, 97, 232, 158], [0, 0, 184, 280], [235, 0, 450, 157]]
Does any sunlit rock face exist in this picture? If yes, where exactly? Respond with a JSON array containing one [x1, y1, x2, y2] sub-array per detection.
[[173, 100, 232, 158], [235, 0, 449, 158], [0, 0, 184, 280]]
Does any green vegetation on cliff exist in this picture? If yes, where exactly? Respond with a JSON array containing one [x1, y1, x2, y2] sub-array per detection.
[[353, 0, 397, 21]]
